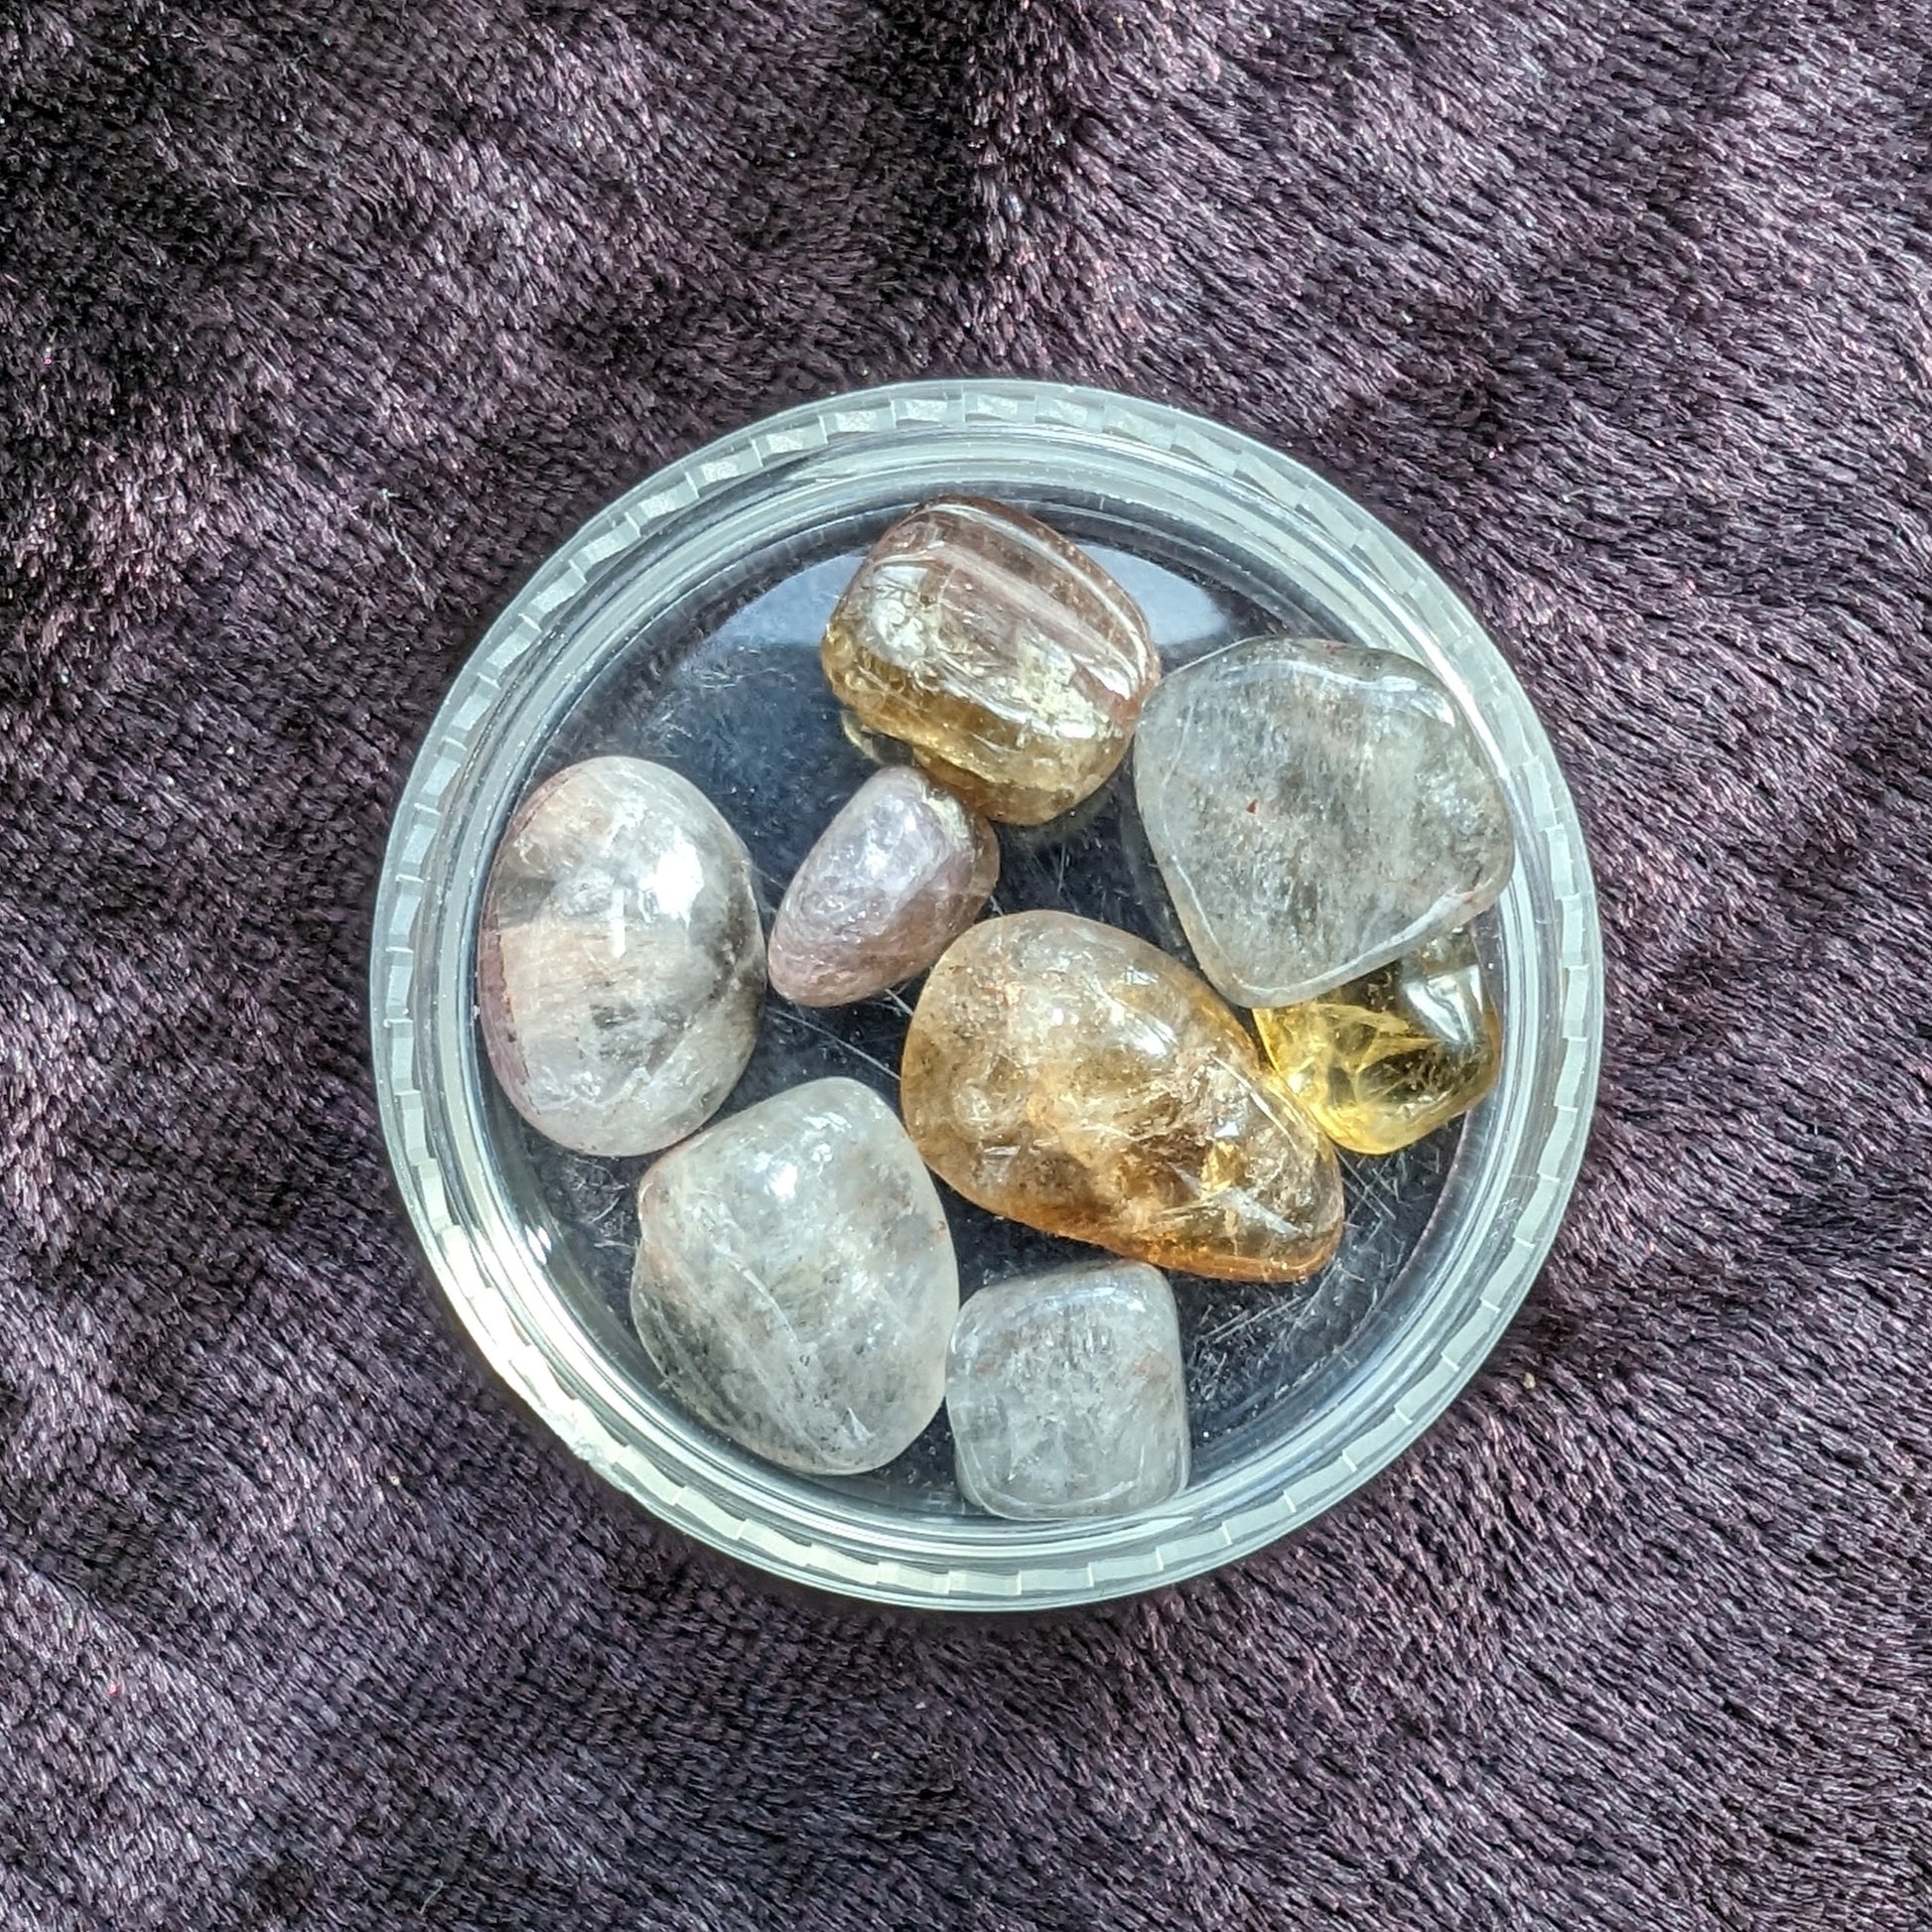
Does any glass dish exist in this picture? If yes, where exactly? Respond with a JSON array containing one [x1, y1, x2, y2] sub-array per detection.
[[370, 380, 1603, 1610]]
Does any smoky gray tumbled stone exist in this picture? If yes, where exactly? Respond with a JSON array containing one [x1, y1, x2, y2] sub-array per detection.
[[628, 1077, 958, 1476], [478, 756, 763, 1157], [946, 1259, 1189, 1522], [1134, 636, 1516, 1008]]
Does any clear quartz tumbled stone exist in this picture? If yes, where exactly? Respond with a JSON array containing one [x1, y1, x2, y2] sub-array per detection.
[[478, 756, 763, 1156], [628, 1077, 958, 1476], [1134, 636, 1515, 1007], [947, 1259, 1190, 1522]]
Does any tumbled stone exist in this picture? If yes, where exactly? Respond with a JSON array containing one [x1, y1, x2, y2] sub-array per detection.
[[478, 756, 762, 1157], [947, 1260, 1189, 1521], [821, 499, 1160, 825], [1255, 927, 1502, 1155], [901, 912, 1342, 1283], [628, 1078, 957, 1475], [1134, 636, 1515, 1007], [768, 766, 999, 1007]]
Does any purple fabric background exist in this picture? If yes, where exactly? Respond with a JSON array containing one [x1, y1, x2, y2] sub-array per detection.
[[4, 2, 1930, 1925]]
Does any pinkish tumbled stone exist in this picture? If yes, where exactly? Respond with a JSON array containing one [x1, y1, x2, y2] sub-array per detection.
[[768, 766, 1000, 1007]]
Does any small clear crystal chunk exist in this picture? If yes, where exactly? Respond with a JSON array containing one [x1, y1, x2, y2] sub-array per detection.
[[947, 1259, 1189, 1521]]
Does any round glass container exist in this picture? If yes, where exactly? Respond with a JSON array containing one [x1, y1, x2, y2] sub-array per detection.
[[370, 380, 1602, 1610]]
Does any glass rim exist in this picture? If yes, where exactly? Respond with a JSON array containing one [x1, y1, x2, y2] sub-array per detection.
[[370, 378, 1604, 1610]]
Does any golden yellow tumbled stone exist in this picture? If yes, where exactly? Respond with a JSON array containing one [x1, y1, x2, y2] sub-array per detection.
[[901, 912, 1343, 1284], [1254, 928, 1501, 1156], [821, 499, 1159, 825]]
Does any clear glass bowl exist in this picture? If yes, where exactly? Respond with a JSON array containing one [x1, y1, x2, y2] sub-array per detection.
[[370, 380, 1603, 1610]]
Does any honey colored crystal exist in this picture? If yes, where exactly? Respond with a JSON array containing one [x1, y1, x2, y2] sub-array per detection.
[[1254, 928, 1501, 1156], [901, 912, 1343, 1284], [821, 499, 1159, 825]]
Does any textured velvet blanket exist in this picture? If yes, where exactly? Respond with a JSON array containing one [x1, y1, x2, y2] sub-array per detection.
[[4, 2, 1929, 1925]]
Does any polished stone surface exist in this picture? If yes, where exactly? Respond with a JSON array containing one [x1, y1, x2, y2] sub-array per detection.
[[478, 756, 762, 1156], [628, 1077, 957, 1475], [768, 765, 999, 1007], [821, 499, 1159, 825], [1134, 636, 1515, 1007], [1256, 927, 1502, 1155], [947, 1259, 1189, 1521], [901, 911, 1343, 1283]]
